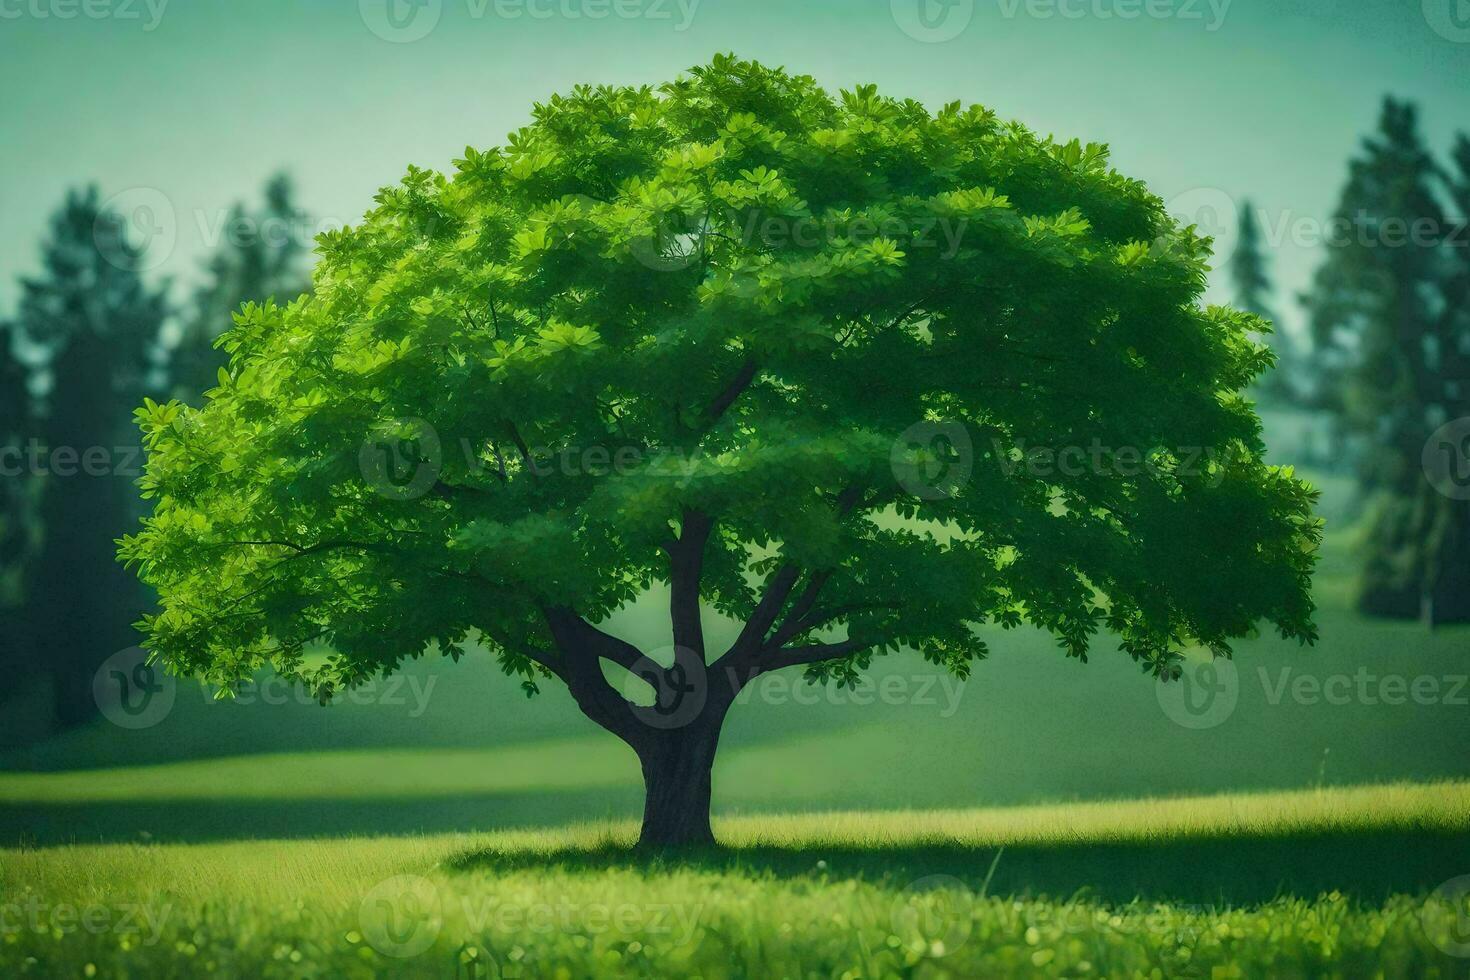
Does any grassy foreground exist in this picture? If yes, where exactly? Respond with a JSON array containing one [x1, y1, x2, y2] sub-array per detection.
[[4, 782, 1470, 978]]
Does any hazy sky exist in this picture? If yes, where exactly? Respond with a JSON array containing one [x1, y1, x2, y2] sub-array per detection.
[[3, 0, 1468, 343]]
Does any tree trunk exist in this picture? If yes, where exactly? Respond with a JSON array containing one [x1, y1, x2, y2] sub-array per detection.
[[634, 723, 722, 850]]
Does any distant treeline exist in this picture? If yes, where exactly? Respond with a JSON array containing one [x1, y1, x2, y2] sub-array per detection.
[[1242, 98, 1469, 625], [0, 176, 311, 746]]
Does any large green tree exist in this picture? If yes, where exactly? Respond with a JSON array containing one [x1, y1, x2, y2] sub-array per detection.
[[122, 57, 1320, 847]]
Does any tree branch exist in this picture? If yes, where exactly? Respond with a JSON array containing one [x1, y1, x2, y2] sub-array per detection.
[[541, 605, 645, 742], [764, 569, 834, 649], [717, 484, 869, 670], [770, 599, 902, 649], [669, 509, 713, 659], [431, 480, 499, 500], [543, 605, 645, 674], [702, 356, 759, 426], [506, 422, 537, 476], [482, 626, 566, 682], [728, 564, 801, 657], [221, 538, 399, 558], [763, 638, 873, 671]]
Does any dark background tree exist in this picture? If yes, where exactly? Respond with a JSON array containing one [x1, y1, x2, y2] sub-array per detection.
[[0, 323, 45, 745], [1230, 201, 1298, 405], [1419, 132, 1470, 624], [13, 188, 169, 732], [0, 323, 34, 601], [1302, 98, 1470, 624], [172, 174, 312, 403]]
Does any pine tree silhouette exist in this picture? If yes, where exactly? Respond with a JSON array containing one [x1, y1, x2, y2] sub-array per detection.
[[15, 188, 169, 729], [1304, 98, 1470, 624]]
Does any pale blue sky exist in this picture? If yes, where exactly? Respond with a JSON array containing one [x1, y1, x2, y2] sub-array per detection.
[[3, 0, 1468, 344]]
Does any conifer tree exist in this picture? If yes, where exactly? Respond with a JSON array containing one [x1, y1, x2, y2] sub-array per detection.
[[1304, 99, 1468, 622], [1412, 133, 1470, 624], [1229, 201, 1296, 403], [0, 323, 32, 604], [172, 175, 312, 403], [0, 322, 45, 743], [17, 188, 169, 726]]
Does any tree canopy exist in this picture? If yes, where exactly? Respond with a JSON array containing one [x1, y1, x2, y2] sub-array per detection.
[[122, 55, 1319, 735]]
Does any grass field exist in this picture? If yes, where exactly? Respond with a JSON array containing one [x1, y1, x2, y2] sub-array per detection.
[[4, 782, 1470, 977]]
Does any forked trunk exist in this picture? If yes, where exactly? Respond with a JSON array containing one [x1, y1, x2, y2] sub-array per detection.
[[544, 594, 741, 850], [634, 722, 722, 850]]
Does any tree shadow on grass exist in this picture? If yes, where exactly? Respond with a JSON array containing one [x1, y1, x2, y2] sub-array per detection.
[[447, 827, 1470, 905], [0, 789, 644, 847]]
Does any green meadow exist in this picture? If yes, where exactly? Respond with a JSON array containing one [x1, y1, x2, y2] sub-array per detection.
[[3, 784, 1469, 977]]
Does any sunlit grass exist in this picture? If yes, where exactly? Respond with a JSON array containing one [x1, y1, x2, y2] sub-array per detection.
[[711, 779, 1470, 847]]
